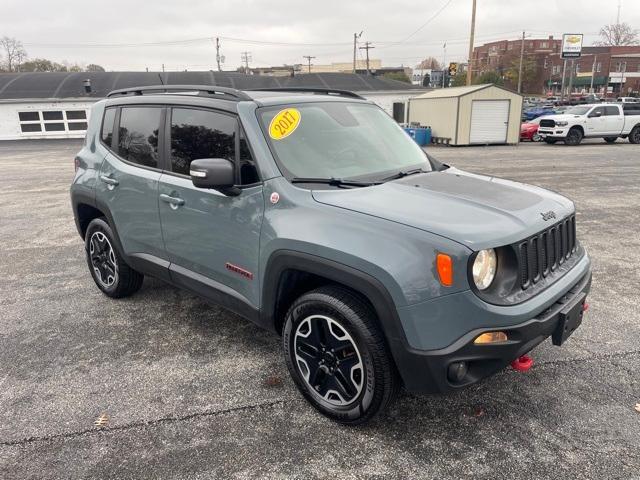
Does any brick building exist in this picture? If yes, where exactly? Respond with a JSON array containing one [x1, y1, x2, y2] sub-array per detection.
[[473, 37, 640, 96]]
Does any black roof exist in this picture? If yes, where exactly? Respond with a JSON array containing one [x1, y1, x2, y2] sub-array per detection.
[[0, 71, 422, 100]]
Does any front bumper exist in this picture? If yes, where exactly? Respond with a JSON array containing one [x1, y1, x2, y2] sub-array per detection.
[[392, 256, 592, 394], [538, 127, 568, 138]]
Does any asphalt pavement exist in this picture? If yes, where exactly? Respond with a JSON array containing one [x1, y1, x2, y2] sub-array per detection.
[[0, 138, 639, 479]]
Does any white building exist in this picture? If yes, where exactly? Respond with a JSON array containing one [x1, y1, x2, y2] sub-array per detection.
[[0, 71, 427, 141]]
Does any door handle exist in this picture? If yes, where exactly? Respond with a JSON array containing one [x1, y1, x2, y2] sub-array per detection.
[[160, 193, 185, 208], [100, 175, 119, 186]]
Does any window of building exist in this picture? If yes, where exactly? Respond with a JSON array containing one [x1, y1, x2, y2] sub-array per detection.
[[575, 64, 581, 73], [544, 59, 549, 68], [20, 123, 42, 132], [596, 62, 602, 72], [42, 111, 63, 121], [66, 110, 86, 120], [18, 112, 39, 122], [17, 108, 90, 135], [101, 108, 116, 147], [617, 62, 627, 72], [44, 123, 65, 132], [541, 41, 549, 49], [117, 107, 161, 168]]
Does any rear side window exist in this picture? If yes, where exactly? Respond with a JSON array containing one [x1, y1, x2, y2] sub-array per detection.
[[604, 106, 620, 116], [169, 108, 236, 176], [118, 107, 161, 168], [101, 108, 116, 147]]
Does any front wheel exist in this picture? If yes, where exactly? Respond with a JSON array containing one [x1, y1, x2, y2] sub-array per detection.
[[532, 133, 542, 142], [629, 126, 640, 144], [604, 136, 618, 143], [564, 128, 583, 146], [85, 218, 144, 298], [283, 286, 399, 425]]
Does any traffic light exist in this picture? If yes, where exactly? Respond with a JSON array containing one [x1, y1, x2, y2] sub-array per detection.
[[448, 62, 458, 76]]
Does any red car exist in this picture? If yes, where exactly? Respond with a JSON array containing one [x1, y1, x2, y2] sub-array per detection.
[[520, 118, 543, 142]]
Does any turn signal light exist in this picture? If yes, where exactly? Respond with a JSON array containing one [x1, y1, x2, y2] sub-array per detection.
[[474, 331, 508, 344], [436, 253, 453, 287]]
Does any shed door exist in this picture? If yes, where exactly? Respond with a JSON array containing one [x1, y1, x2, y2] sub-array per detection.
[[469, 100, 510, 144]]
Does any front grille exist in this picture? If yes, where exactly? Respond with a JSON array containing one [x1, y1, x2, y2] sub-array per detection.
[[516, 215, 577, 290], [539, 119, 556, 128]]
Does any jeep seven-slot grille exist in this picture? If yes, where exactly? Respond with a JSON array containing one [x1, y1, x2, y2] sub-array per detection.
[[516, 215, 577, 289], [539, 119, 555, 128]]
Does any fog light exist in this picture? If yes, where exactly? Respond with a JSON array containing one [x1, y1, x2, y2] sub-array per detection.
[[447, 361, 468, 383], [474, 331, 508, 344]]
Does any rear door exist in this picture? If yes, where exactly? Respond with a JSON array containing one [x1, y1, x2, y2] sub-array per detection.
[[96, 105, 167, 263], [469, 100, 510, 144], [604, 105, 624, 134], [158, 106, 264, 310]]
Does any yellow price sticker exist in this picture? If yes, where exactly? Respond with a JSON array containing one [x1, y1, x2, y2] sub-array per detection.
[[269, 108, 301, 140]]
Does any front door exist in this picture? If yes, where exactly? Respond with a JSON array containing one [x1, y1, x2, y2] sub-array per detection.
[[96, 105, 166, 261], [585, 106, 607, 136], [158, 107, 264, 309]]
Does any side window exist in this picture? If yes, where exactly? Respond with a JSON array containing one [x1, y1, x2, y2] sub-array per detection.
[[604, 106, 620, 116], [101, 107, 116, 147], [590, 106, 605, 117], [239, 128, 259, 185], [170, 108, 236, 176], [118, 107, 161, 168]]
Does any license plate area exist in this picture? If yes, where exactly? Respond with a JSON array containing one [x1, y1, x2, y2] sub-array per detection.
[[552, 293, 586, 346]]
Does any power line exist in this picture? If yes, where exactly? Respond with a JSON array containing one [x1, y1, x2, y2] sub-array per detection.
[[303, 55, 315, 72], [358, 42, 375, 74], [379, 0, 455, 47], [240, 51, 252, 73]]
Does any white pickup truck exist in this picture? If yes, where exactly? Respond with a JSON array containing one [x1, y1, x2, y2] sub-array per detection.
[[537, 103, 640, 145]]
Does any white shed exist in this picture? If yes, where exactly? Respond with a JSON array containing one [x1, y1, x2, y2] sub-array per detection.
[[408, 84, 523, 145]]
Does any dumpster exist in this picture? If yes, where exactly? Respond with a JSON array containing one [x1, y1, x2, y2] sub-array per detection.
[[404, 126, 431, 146]]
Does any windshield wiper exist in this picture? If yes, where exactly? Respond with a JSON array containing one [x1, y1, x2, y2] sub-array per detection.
[[380, 167, 429, 182], [290, 177, 381, 188]]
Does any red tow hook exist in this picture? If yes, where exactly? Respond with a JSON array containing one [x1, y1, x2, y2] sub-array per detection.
[[511, 354, 534, 372]]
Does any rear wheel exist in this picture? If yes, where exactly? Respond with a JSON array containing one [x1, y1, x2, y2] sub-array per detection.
[[564, 128, 583, 146], [604, 136, 618, 143], [544, 138, 558, 144], [85, 218, 144, 298], [283, 286, 399, 425], [629, 126, 640, 144]]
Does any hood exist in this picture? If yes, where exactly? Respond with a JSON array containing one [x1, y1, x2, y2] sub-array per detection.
[[541, 113, 585, 122], [311, 168, 574, 250]]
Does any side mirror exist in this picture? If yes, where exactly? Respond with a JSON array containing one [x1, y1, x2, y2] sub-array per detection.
[[589, 111, 602, 118], [189, 158, 239, 195]]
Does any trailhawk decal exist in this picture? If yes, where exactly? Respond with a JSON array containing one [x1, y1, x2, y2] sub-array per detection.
[[269, 108, 301, 140]]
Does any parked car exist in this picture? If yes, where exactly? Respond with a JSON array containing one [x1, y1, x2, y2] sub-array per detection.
[[520, 117, 544, 142], [522, 105, 556, 121], [616, 97, 640, 104], [71, 85, 592, 424], [537, 103, 640, 145]]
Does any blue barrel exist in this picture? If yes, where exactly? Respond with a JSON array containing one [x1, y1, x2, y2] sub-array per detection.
[[404, 126, 431, 146]]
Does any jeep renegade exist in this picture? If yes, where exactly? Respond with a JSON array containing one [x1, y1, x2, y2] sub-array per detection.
[[71, 85, 592, 424]]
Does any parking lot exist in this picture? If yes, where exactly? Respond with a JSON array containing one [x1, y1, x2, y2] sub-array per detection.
[[1, 138, 639, 479]]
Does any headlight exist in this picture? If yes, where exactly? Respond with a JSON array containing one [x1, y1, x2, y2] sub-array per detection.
[[472, 249, 497, 290], [556, 121, 568, 126]]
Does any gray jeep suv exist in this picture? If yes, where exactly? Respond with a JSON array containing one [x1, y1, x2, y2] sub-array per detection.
[[71, 85, 592, 424]]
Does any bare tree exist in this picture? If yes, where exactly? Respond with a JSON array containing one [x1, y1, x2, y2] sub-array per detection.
[[417, 56, 442, 70], [595, 23, 639, 46], [0, 36, 27, 72]]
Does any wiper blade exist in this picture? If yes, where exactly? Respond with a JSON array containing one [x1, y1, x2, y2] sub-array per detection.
[[380, 168, 429, 182], [290, 177, 381, 187]]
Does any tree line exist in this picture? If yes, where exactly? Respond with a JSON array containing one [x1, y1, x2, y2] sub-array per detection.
[[0, 36, 105, 73]]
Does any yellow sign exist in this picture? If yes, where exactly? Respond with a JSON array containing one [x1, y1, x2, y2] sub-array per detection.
[[566, 35, 582, 44], [269, 108, 301, 140]]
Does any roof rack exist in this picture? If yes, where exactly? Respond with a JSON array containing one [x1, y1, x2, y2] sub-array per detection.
[[106, 85, 252, 101], [248, 87, 365, 100]]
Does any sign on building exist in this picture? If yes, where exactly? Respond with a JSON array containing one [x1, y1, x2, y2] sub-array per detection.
[[561, 34, 583, 58]]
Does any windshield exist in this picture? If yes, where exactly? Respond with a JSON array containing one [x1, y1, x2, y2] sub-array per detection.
[[258, 102, 431, 181], [565, 106, 591, 115]]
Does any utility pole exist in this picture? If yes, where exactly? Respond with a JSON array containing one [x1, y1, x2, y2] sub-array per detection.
[[517, 31, 525, 94], [241, 51, 252, 74], [353, 31, 362, 73], [466, 0, 477, 86], [216, 37, 222, 72], [442, 42, 447, 88], [567, 60, 575, 98], [560, 59, 567, 101], [359, 42, 375, 74], [590, 54, 598, 93], [162, 63, 165, 73], [303, 55, 315, 73]]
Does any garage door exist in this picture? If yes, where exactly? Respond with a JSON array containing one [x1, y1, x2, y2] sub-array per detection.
[[469, 100, 510, 144]]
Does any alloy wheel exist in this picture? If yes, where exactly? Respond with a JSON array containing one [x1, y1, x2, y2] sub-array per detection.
[[294, 315, 364, 406], [89, 231, 118, 287]]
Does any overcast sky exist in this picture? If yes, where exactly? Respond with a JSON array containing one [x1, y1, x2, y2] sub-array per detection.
[[2, 0, 639, 71]]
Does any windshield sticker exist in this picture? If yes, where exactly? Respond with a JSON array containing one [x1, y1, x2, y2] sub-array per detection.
[[269, 108, 301, 140]]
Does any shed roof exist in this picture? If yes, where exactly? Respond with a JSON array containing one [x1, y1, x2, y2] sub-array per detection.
[[0, 71, 423, 100], [413, 83, 519, 100]]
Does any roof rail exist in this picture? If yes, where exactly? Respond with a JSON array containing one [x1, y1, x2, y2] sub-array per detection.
[[248, 87, 365, 100], [106, 85, 252, 101]]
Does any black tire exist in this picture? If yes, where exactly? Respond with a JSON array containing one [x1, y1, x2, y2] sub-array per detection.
[[604, 136, 618, 143], [84, 217, 143, 298], [629, 126, 640, 144], [532, 133, 542, 142], [564, 128, 583, 146], [283, 286, 399, 425], [544, 138, 558, 144]]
